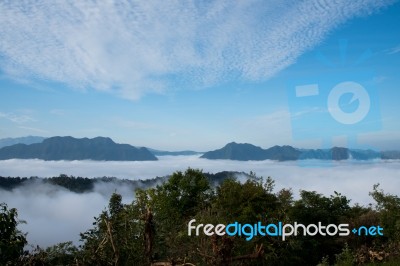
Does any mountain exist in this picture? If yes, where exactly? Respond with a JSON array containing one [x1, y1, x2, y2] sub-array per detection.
[[381, 150, 400, 159], [201, 142, 390, 161], [0, 136, 157, 161], [0, 136, 46, 149], [199, 142, 268, 161], [200, 142, 301, 161], [146, 148, 202, 156], [263, 145, 301, 161], [299, 147, 351, 160], [348, 149, 381, 160]]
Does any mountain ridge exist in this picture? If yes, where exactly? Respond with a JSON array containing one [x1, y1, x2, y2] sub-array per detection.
[[1, 136, 399, 161], [146, 148, 202, 156], [0, 136, 46, 149], [0, 136, 157, 161], [201, 142, 399, 161]]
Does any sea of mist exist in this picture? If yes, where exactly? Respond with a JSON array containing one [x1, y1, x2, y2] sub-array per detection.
[[0, 155, 399, 248]]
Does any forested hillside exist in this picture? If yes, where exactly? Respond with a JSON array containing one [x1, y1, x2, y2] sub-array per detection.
[[0, 136, 158, 161], [1, 169, 399, 265]]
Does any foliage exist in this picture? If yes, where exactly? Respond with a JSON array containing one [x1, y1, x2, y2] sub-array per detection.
[[79, 192, 146, 265], [369, 184, 400, 241], [20, 241, 78, 265], [0, 203, 27, 265], [335, 243, 354, 266]]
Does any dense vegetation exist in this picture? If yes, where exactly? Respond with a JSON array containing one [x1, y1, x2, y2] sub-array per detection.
[[1, 169, 399, 265]]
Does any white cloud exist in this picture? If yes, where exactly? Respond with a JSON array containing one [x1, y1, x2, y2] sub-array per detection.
[[0, 0, 394, 99]]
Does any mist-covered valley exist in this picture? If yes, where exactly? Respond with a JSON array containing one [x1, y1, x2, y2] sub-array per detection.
[[1, 155, 399, 248]]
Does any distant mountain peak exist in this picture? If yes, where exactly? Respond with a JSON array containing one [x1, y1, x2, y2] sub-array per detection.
[[0, 136, 157, 161]]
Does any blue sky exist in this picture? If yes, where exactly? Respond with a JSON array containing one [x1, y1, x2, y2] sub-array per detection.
[[0, 0, 399, 151]]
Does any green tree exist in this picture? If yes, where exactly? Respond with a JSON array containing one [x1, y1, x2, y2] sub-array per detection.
[[288, 191, 351, 265], [192, 175, 279, 265], [370, 184, 400, 241], [79, 192, 146, 265], [213, 177, 277, 224], [143, 168, 213, 261], [20, 241, 78, 265], [0, 202, 27, 265]]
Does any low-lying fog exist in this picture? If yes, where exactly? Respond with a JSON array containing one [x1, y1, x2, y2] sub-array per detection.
[[0, 156, 399, 248]]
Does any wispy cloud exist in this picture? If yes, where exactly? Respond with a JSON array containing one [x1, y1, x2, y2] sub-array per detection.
[[0, 112, 35, 123], [386, 44, 400, 54], [372, 75, 388, 84], [0, 0, 395, 99], [292, 107, 326, 118], [18, 126, 49, 134]]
